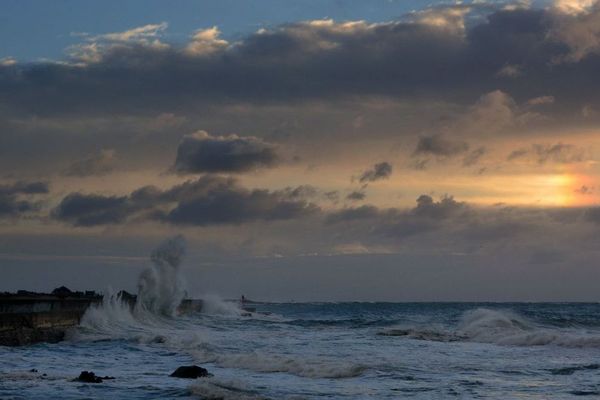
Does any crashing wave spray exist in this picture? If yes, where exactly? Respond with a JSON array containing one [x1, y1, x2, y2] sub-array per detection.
[[136, 235, 187, 316]]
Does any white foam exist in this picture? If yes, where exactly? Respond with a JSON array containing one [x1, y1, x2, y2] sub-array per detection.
[[459, 308, 600, 348], [71, 235, 200, 344], [192, 349, 365, 378], [200, 294, 244, 316], [190, 378, 269, 400], [137, 235, 187, 316], [380, 308, 600, 349]]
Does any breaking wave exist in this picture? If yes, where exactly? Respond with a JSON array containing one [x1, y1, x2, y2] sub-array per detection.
[[137, 235, 187, 316], [192, 349, 366, 379], [381, 308, 600, 348], [200, 294, 246, 316], [191, 378, 269, 400], [72, 235, 204, 343]]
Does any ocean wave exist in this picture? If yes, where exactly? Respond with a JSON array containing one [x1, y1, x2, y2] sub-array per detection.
[[192, 349, 365, 379], [380, 308, 600, 348], [378, 328, 464, 342], [459, 308, 600, 347], [200, 295, 245, 316], [190, 378, 269, 400], [550, 363, 600, 375]]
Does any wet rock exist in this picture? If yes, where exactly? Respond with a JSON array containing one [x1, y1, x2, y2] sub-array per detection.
[[75, 371, 114, 383], [170, 365, 211, 379]]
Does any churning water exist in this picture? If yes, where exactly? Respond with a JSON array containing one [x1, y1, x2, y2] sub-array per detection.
[[3, 301, 600, 399]]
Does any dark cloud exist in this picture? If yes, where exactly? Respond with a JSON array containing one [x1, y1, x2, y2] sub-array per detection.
[[174, 131, 279, 174], [326, 194, 467, 231], [414, 134, 469, 157], [277, 185, 319, 199], [462, 146, 486, 167], [507, 148, 529, 160], [324, 191, 340, 203], [359, 162, 392, 183], [411, 159, 430, 170], [346, 191, 366, 201], [326, 205, 382, 224], [412, 194, 466, 219], [167, 187, 317, 226], [0, 181, 49, 195], [507, 143, 585, 164], [53, 175, 319, 227], [324, 194, 541, 247], [0, 181, 49, 217], [575, 185, 594, 195], [62, 149, 117, 177], [3, 6, 600, 119], [52, 193, 131, 226]]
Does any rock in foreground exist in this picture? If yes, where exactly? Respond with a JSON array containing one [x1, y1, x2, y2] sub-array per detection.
[[75, 371, 115, 383], [170, 365, 211, 379]]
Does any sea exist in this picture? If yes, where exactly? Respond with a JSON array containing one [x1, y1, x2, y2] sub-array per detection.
[[3, 300, 600, 399]]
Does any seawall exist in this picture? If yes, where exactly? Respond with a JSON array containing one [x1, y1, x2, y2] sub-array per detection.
[[0, 291, 204, 346], [0, 294, 101, 346]]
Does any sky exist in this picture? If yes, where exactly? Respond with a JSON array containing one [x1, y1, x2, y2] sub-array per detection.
[[1, 0, 600, 301]]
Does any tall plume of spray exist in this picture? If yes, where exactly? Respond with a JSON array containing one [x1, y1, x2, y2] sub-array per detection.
[[136, 235, 187, 316]]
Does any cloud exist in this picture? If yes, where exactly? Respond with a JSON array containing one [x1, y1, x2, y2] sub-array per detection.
[[0, 181, 49, 217], [278, 185, 319, 199], [462, 147, 487, 167], [549, 1, 600, 62], [53, 175, 319, 227], [507, 143, 585, 164], [327, 194, 466, 224], [553, 0, 597, 15], [326, 205, 382, 224], [346, 191, 366, 201], [0, 181, 49, 195], [359, 162, 392, 183], [526, 95, 555, 106], [412, 194, 466, 219], [321, 194, 555, 252], [414, 134, 469, 157], [69, 23, 169, 63], [410, 6, 471, 34], [174, 131, 279, 174], [166, 188, 317, 226], [7, 5, 600, 118], [0, 57, 17, 67], [496, 64, 522, 78], [97, 23, 168, 43], [575, 185, 594, 194], [185, 27, 229, 55], [62, 149, 117, 177], [52, 193, 131, 226]]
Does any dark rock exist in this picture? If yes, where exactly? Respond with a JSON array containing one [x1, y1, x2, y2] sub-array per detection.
[[75, 371, 103, 383], [170, 365, 211, 379], [29, 369, 38, 373]]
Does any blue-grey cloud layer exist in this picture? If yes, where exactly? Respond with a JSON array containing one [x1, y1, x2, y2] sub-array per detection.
[[2, 5, 600, 120]]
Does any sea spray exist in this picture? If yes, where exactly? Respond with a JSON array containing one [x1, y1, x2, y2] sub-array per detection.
[[137, 235, 187, 316], [75, 235, 189, 341], [199, 294, 244, 316]]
